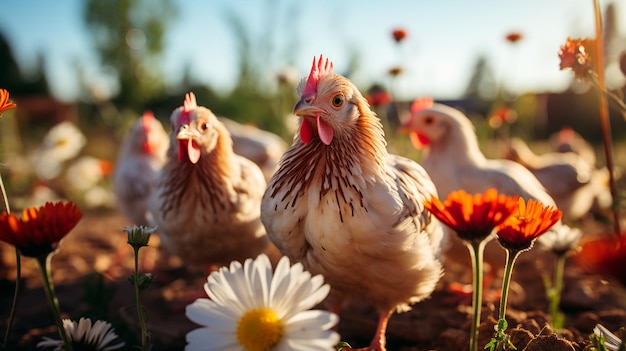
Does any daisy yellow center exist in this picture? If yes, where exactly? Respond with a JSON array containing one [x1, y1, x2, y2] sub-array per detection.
[[236, 308, 283, 351]]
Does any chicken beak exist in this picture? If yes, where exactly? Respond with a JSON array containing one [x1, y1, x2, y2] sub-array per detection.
[[293, 99, 325, 117], [176, 125, 201, 164], [293, 99, 333, 145]]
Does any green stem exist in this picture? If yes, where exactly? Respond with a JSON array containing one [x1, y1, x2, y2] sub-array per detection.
[[468, 240, 485, 351], [549, 254, 566, 328], [0, 173, 19, 351], [498, 249, 521, 328], [133, 248, 150, 351], [36, 255, 73, 351]]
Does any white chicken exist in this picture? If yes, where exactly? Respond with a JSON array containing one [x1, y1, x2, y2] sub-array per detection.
[[113, 111, 169, 226], [503, 137, 607, 222], [261, 56, 444, 351], [400, 98, 560, 299], [149, 93, 270, 268]]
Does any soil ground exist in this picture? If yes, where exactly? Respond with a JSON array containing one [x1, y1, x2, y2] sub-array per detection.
[[0, 209, 625, 351]]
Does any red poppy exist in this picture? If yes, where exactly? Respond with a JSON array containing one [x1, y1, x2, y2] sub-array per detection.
[[0, 201, 83, 257], [505, 32, 523, 43], [424, 189, 519, 244], [495, 198, 562, 252], [573, 234, 626, 286], [0, 88, 16, 115], [392, 28, 407, 43], [558, 37, 596, 80]]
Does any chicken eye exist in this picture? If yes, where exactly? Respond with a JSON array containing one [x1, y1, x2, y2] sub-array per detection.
[[332, 94, 344, 107], [200, 122, 210, 131], [424, 116, 434, 125]]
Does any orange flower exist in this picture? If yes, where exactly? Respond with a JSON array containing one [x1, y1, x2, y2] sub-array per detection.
[[505, 32, 523, 43], [0, 88, 17, 115], [0, 201, 82, 258], [388, 66, 404, 77], [424, 189, 519, 244], [573, 234, 626, 286], [495, 198, 562, 252], [392, 28, 407, 43], [558, 37, 596, 80]]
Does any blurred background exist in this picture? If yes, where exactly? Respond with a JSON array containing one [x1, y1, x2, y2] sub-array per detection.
[[0, 0, 624, 210]]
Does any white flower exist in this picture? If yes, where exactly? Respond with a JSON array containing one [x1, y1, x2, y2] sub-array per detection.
[[66, 156, 108, 191], [185, 254, 339, 351], [537, 224, 583, 256], [594, 324, 624, 351], [39, 121, 87, 163], [37, 317, 125, 351], [83, 186, 114, 208]]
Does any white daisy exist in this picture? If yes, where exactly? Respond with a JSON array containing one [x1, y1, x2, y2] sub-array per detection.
[[40, 121, 87, 163], [36, 317, 125, 351], [537, 224, 583, 256], [185, 253, 340, 351], [65, 156, 107, 191], [594, 324, 624, 351]]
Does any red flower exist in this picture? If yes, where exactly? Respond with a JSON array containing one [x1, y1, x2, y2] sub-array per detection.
[[495, 198, 562, 252], [573, 234, 626, 286], [0, 202, 83, 258], [488, 106, 517, 128], [392, 28, 408, 43], [424, 189, 519, 244], [558, 37, 596, 80], [0, 88, 17, 115], [505, 32, 523, 43]]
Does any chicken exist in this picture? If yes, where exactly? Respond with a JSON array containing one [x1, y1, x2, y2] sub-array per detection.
[[149, 93, 270, 268], [261, 56, 444, 351], [503, 137, 605, 222], [399, 98, 559, 299], [113, 111, 169, 226], [217, 117, 288, 181], [549, 127, 597, 167]]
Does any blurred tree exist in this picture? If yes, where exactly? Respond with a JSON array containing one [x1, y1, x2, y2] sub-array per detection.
[[83, 0, 178, 113], [0, 31, 23, 92], [463, 55, 497, 116], [218, 0, 301, 139]]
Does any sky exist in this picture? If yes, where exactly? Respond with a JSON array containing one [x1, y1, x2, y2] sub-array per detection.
[[0, 0, 624, 102]]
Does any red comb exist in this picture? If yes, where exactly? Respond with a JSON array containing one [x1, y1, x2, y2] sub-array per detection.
[[141, 110, 154, 130], [179, 92, 197, 126], [303, 55, 334, 97], [410, 97, 434, 115]]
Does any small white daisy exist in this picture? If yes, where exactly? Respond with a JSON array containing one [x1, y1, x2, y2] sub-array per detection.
[[37, 317, 125, 351], [40, 121, 87, 163], [65, 156, 108, 191], [537, 224, 583, 256], [185, 253, 339, 351], [594, 324, 624, 351]]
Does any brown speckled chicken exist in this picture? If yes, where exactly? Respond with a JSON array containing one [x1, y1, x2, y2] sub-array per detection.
[[113, 111, 169, 226], [261, 56, 444, 351], [149, 93, 270, 267]]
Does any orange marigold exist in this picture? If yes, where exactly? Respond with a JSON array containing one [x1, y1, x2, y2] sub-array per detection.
[[573, 234, 626, 286], [0, 88, 17, 115], [424, 189, 519, 244], [558, 37, 596, 80], [495, 198, 562, 252], [0, 201, 82, 258]]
